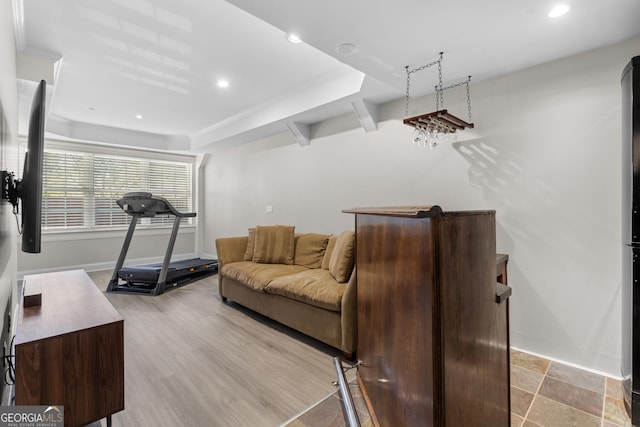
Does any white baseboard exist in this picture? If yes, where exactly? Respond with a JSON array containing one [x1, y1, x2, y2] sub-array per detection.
[[510, 346, 623, 381], [16, 251, 217, 280]]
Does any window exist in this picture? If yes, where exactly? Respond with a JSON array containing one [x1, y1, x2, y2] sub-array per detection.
[[22, 140, 194, 231]]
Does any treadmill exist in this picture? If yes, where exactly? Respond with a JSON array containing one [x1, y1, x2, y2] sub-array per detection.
[[106, 192, 218, 296]]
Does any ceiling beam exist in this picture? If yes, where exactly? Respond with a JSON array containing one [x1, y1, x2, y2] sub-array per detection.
[[351, 99, 378, 132], [190, 68, 365, 150], [286, 121, 310, 146]]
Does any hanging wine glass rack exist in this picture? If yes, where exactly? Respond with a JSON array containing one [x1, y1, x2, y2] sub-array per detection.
[[403, 52, 474, 148]]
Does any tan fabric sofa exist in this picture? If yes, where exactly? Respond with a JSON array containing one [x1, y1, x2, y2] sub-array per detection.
[[215, 226, 357, 357]]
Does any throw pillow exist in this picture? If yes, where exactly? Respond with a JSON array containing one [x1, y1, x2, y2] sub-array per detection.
[[321, 235, 338, 269], [294, 233, 330, 268], [252, 225, 295, 264], [328, 231, 355, 283], [243, 227, 256, 261]]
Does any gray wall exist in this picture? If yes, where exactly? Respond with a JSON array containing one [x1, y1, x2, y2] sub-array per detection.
[[17, 228, 197, 278], [203, 37, 640, 377]]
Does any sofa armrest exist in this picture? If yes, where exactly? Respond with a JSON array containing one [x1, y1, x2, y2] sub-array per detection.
[[215, 236, 249, 268], [340, 267, 357, 354]]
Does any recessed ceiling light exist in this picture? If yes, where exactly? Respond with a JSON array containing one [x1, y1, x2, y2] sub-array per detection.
[[286, 33, 302, 44], [135, 114, 143, 119], [548, 4, 570, 18], [216, 79, 229, 88], [337, 42, 358, 56]]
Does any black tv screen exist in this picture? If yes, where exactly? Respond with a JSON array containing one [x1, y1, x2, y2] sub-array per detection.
[[21, 80, 46, 254]]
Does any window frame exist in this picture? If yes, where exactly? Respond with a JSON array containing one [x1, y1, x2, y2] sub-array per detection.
[[20, 138, 197, 235]]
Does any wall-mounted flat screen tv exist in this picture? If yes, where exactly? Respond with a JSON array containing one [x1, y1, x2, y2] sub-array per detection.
[[21, 79, 46, 253], [1, 79, 46, 253]]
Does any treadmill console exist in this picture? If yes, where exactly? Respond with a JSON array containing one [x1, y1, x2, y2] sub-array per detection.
[[116, 192, 194, 218]]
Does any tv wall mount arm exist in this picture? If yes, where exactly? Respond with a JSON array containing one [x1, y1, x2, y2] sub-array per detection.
[[2, 170, 22, 213], [2, 170, 24, 233]]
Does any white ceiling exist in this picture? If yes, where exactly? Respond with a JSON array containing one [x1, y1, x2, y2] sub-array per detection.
[[14, 0, 640, 152]]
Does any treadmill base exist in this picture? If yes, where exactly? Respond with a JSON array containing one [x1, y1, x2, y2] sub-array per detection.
[[108, 259, 218, 296]]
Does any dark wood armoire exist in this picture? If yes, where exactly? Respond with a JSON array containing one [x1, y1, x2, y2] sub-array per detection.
[[344, 206, 510, 427]]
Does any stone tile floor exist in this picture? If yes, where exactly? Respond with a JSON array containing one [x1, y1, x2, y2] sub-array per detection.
[[510, 349, 629, 427], [283, 349, 632, 427]]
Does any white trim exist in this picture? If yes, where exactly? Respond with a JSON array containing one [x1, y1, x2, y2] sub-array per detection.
[[43, 137, 195, 162], [39, 225, 195, 242], [44, 116, 191, 152], [11, 0, 24, 51], [510, 346, 622, 381], [20, 137, 196, 233]]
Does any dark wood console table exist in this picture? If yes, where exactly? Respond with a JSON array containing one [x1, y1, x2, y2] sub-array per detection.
[[15, 270, 124, 427], [344, 206, 511, 427]]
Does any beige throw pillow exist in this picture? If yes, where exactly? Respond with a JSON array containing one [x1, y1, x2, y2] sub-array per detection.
[[294, 233, 330, 268], [321, 235, 338, 269], [252, 225, 295, 265], [328, 231, 355, 283], [243, 227, 256, 261]]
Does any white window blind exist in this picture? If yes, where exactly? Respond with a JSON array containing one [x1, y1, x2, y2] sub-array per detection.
[[22, 140, 194, 231], [93, 155, 145, 228], [42, 149, 93, 229]]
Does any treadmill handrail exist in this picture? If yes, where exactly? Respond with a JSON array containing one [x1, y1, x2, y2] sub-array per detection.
[[116, 192, 196, 218]]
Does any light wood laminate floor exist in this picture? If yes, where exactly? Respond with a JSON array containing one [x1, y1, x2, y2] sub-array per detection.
[[85, 271, 631, 427], [86, 271, 353, 427]]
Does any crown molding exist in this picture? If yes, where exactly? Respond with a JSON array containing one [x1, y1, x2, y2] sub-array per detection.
[[11, 0, 24, 51]]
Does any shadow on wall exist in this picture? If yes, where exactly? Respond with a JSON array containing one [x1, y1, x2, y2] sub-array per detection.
[[450, 134, 597, 249], [452, 132, 618, 260], [451, 134, 621, 369], [452, 136, 574, 346], [452, 137, 555, 212]]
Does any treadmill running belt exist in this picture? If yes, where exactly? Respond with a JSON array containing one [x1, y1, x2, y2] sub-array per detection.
[[118, 258, 218, 285]]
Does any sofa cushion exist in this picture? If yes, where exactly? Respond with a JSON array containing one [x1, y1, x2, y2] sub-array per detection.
[[253, 225, 295, 264], [329, 231, 355, 283], [243, 227, 256, 261], [294, 233, 330, 268], [265, 269, 346, 312], [221, 261, 308, 291], [321, 235, 338, 270]]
